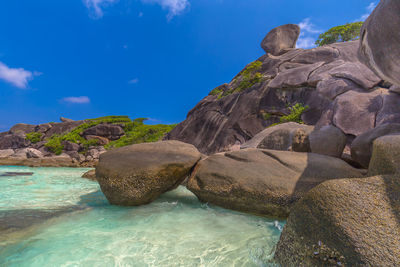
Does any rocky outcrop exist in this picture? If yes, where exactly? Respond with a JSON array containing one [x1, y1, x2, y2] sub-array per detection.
[[187, 149, 363, 217], [9, 123, 36, 135], [166, 33, 389, 154], [351, 123, 400, 168], [0, 149, 14, 158], [275, 175, 400, 266], [368, 135, 400, 176], [241, 122, 314, 152], [96, 141, 201, 206], [0, 133, 30, 150], [82, 124, 124, 140], [261, 24, 300, 56], [359, 0, 400, 86], [241, 123, 346, 158]]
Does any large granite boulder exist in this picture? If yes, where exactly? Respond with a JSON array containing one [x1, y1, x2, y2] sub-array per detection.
[[44, 121, 84, 138], [351, 123, 400, 168], [261, 24, 300, 56], [82, 124, 124, 140], [368, 135, 400, 176], [241, 122, 314, 152], [275, 175, 400, 266], [309, 125, 347, 158], [359, 0, 400, 86], [96, 141, 202, 206], [9, 123, 36, 135], [187, 149, 363, 218]]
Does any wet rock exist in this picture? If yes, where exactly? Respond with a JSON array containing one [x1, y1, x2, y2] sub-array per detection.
[[96, 141, 201, 206], [187, 149, 363, 217], [261, 24, 300, 56], [275, 175, 400, 266]]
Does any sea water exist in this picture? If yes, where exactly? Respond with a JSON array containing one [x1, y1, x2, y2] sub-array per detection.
[[0, 166, 283, 267]]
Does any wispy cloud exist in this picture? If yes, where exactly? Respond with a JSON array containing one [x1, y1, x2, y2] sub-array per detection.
[[296, 18, 322, 49], [84, 0, 189, 20], [128, 78, 139, 84], [0, 61, 39, 89], [62, 96, 91, 104], [141, 0, 189, 20], [83, 0, 118, 18], [355, 2, 377, 21]]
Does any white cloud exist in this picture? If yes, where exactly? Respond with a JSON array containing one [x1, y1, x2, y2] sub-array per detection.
[[0, 61, 39, 89], [141, 0, 189, 20], [83, 0, 118, 18], [62, 96, 91, 104], [296, 18, 322, 49], [128, 78, 139, 84], [356, 2, 377, 21]]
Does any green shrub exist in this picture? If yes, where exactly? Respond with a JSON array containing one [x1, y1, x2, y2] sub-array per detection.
[[234, 61, 263, 93], [280, 103, 309, 124], [315, 22, 363, 46], [105, 123, 176, 149], [45, 134, 64, 155], [26, 132, 42, 143]]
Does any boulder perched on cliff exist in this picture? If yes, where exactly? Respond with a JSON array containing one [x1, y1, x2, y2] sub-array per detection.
[[166, 36, 389, 155], [368, 135, 400, 176], [261, 24, 300, 56], [359, 0, 400, 86], [351, 123, 400, 168], [187, 149, 363, 217], [241, 122, 314, 152], [275, 175, 400, 266], [96, 141, 201, 206]]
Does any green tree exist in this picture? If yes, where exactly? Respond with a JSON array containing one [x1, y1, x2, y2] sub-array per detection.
[[315, 22, 363, 47]]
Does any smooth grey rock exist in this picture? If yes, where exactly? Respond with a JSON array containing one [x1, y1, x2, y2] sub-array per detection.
[[12, 148, 29, 158], [309, 125, 346, 158], [375, 92, 400, 126], [269, 62, 324, 88], [261, 24, 300, 56], [35, 123, 52, 133], [63, 141, 80, 152], [316, 78, 359, 100], [291, 46, 339, 64], [359, 0, 400, 86], [0, 134, 30, 149], [390, 85, 400, 94], [351, 123, 400, 168]]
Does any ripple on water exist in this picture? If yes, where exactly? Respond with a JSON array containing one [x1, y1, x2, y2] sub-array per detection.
[[0, 166, 284, 267]]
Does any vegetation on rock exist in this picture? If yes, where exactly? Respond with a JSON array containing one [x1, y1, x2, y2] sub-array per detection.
[[105, 119, 176, 149], [315, 22, 363, 46], [26, 132, 42, 143], [43, 116, 175, 155], [267, 103, 309, 127]]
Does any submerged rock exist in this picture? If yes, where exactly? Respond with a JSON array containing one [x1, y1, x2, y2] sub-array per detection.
[[275, 175, 400, 266], [187, 149, 363, 217], [96, 141, 202, 206]]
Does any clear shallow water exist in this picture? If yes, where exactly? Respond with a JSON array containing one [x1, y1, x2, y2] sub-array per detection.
[[0, 166, 284, 267]]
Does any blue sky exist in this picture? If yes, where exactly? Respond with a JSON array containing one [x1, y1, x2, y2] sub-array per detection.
[[0, 0, 376, 131]]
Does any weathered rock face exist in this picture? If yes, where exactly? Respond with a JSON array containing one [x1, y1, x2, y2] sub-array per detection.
[[0, 149, 14, 158], [82, 124, 124, 140], [241, 122, 314, 152], [0, 134, 30, 150], [275, 175, 400, 266], [44, 121, 84, 138], [166, 37, 390, 155], [359, 0, 400, 86], [261, 24, 300, 56], [96, 141, 202, 206], [351, 123, 400, 168], [368, 135, 400, 176], [187, 149, 363, 218], [9, 123, 36, 135]]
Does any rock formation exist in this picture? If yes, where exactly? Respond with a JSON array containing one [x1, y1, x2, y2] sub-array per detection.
[[359, 0, 400, 86], [166, 26, 398, 158], [187, 149, 363, 217], [96, 141, 201, 206]]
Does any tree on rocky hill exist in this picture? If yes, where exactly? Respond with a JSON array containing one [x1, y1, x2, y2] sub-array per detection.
[[315, 22, 363, 46]]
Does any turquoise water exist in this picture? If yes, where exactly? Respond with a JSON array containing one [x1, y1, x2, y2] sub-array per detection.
[[0, 166, 283, 267]]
